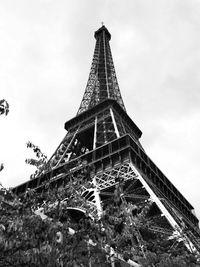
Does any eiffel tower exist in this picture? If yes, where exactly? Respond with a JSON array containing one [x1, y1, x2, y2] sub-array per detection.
[[14, 25, 200, 254]]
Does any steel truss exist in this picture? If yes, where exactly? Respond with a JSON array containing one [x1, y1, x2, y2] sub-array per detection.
[[76, 162, 200, 253], [77, 26, 126, 114], [47, 105, 142, 170]]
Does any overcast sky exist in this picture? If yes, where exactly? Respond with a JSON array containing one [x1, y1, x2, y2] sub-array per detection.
[[0, 0, 200, 220]]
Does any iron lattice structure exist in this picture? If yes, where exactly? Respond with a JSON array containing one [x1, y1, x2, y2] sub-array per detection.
[[14, 26, 200, 258], [77, 26, 126, 114]]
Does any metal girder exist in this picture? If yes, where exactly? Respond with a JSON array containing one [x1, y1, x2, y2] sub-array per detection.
[[94, 163, 138, 191]]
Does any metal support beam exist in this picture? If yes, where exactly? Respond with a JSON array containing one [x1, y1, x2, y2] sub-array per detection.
[[93, 116, 97, 150], [129, 162, 197, 253], [110, 108, 120, 138]]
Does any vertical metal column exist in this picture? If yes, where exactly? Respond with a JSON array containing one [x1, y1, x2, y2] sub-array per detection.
[[93, 116, 97, 150], [110, 108, 120, 138], [103, 30, 110, 99]]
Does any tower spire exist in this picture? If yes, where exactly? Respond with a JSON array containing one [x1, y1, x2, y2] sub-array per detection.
[[77, 25, 126, 115]]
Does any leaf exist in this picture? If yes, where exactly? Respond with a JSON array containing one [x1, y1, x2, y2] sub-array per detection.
[[0, 99, 9, 116], [0, 163, 4, 172]]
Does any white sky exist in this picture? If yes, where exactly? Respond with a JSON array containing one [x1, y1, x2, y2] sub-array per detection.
[[0, 0, 200, 220]]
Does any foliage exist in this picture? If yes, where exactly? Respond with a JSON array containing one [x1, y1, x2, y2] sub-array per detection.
[[0, 182, 109, 266], [0, 164, 4, 172], [25, 141, 49, 179], [0, 99, 9, 116], [0, 99, 9, 173], [1, 153, 200, 266]]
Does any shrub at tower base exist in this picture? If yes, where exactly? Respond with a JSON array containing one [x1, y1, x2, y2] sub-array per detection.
[[0, 171, 200, 267]]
